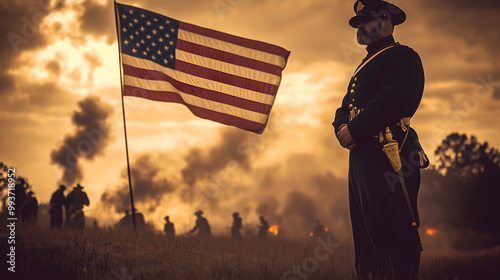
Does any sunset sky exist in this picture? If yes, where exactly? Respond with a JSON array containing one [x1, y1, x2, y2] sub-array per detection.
[[1, 0, 499, 244]]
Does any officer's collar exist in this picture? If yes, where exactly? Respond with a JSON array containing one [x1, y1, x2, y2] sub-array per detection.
[[366, 35, 395, 55]]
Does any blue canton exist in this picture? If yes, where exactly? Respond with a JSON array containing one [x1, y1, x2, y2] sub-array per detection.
[[117, 3, 179, 69]]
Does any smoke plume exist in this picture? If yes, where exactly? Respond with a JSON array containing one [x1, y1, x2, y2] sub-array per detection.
[[101, 154, 178, 214], [50, 95, 113, 186]]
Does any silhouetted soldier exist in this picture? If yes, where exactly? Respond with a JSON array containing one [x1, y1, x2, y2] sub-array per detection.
[[49, 185, 66, 228], [231, 212, 242, 240], [189, 211, 211, 237], [257, 216, 269, 239], [312, 220, 327, 240], [65, 183, 89, 230], [118, 210, 132, 229], [20, 191, 38, 225], [164, 216, 175, 237]]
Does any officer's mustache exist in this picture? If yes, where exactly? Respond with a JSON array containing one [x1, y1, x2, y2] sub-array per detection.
[[357, 25, 381, 39]]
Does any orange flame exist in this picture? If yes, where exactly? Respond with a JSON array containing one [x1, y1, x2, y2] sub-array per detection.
[[309, 232, 313, 237], [325, 227, 328, 232], [426, 228, 439, 236], [268, 225, 279, 236]]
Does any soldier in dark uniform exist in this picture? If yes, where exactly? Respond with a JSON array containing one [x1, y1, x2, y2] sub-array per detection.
[[333, 1, 425, 279], [20, 191, 38, 225], [230, 212, 242, 240], [49, 185, 66, 228], [65, 184, 90, 230], [312, 220, 327, 240], [257, 216, 269, 239], [163, 216, 175, 237], [188, 211, 211, 237]]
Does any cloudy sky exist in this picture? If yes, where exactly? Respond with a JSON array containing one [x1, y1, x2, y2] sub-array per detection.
[[1, 0, 499, 244]]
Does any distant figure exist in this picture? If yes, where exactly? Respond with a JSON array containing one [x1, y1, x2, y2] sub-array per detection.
[[257, 216, 269, 239], [189, 211, 211, 237], [117, 209, 146, 231], [20, 191, 38, 224], [49, 185, 66, 228], [312, 220, 327, 240], [65, 183, 90, 230], [118, 210, 132, 228], [163, 216, 175, 237], [231, 212, 242, 240]]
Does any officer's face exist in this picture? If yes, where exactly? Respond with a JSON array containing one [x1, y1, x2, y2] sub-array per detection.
[[356, 19, 383, 45]]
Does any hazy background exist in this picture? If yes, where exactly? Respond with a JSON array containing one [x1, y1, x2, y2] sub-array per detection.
[[1, 0, 499, 251]]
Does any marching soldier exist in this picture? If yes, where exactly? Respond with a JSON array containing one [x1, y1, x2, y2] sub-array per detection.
[[257, 216, 269, 239], [333, 1, 425, 279], [49, 185, 66, 228], [230, 212, 242, 240], [164, 216, 175, 237], [188, 211, 211, 237], [65, 183, 90, 230]]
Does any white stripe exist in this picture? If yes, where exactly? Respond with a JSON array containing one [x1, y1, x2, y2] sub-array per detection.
[[123, 75, 268, 124], [178, 29, 286, 68], [122, 54, 275, 105], [176, 49, 281, 85]]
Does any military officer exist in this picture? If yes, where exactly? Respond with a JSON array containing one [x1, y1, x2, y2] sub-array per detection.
[[333, 1, 425, 279]]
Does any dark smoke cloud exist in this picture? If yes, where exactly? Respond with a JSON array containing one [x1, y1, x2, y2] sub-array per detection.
[[101, 154, 177, 214], [50, 95, 113, 185], [181, 128, 254, 187]]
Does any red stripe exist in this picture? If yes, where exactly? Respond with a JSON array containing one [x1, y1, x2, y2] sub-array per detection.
[[176, 40, 285, 76], [123, 85, 266, 133], [123, 64, 272, 114], [175, 60, 277, 96], [179, 22, 290, 60]]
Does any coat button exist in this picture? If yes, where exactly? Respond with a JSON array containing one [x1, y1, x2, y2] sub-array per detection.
[[350, 89, 355, 94], [354, 77, 358, 82]]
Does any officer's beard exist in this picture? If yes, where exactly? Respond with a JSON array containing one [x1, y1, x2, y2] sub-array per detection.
[[357, 23, 382, 45]]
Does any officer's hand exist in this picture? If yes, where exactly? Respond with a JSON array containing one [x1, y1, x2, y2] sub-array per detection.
[[337, 125, 356, 150]]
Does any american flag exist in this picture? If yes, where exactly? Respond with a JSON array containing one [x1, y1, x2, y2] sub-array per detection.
[[115, 2, 290, 133]]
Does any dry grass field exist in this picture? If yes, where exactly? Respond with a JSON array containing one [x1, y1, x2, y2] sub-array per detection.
[[3, 225, 498, 280]]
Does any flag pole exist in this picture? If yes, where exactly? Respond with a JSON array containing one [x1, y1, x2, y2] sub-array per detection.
[[114, 0, 137, 232]]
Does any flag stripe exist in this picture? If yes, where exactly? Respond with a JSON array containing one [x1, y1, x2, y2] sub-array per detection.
[[177, 40, 285, 76], [176, 49, 281, 85], [179, 21, 290, 59], [123, 65, 272, 114], [123, 77, 268, 124], [122, 54, 275, 105], [178, 29, 286, 68], [115, 2, 290, 133], [175, 60, 278, 96], [124, 85, 265, 131]]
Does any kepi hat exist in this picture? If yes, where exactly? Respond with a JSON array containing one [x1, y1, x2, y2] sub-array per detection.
[[349, 0, 406, 28]]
